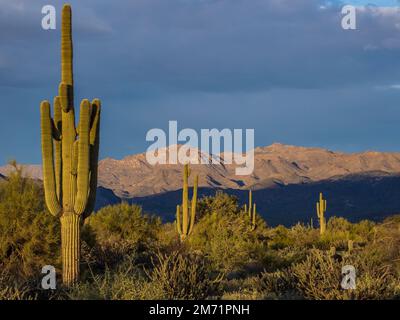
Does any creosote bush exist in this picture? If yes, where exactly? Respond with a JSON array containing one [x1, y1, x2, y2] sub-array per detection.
[[291, 248, 400, 300], [87, 203, 161, 250], [0, 165, 60, 280], [68, 256, 164, 300], [147, 250, 222, 300], [189, 210, 267, 273], [84, 203, 161, 268], [197, 191, 240, 219]]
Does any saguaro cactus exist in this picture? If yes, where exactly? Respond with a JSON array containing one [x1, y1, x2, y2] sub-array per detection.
[[316, 192, 327, 235], [246, 190, 257, 230], [40, 4, 101, 285], [250, 203, 257, 231], [176, 164, 198, 241]]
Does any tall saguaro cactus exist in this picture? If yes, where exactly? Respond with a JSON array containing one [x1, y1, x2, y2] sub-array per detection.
[[40, 4, 101, 285], [176, 164, 198, 241], [316, 192, 327, 235]]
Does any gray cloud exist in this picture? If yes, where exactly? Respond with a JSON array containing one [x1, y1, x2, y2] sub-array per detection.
[[0, 0, 400, 164]]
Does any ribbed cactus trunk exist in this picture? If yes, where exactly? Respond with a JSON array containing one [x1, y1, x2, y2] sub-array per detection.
[[40, 5, 101, 286], [61, 213, 81, 284], [176, 164, 198, 241], [316, 192, 327, 236], [251, 203, 256, 231], [182, 164, 189, 235], [248, 190, 253, 219]]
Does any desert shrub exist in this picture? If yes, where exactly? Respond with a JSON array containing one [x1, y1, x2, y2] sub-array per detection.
[[351, 219, 376, 242], [156, 222, 180, 250], [267, 224, 318, 250], [289, 224, 319, 246], [68, 257, 163, 300], [258, 269, 300, 299], [262, 247, 309, 272], [189, 211, 267, 273], [147, 250, 222, 300], [197, 191, 240, 219], [367, 217, 400, 275], [0, 164, 60, 280], [266, 225, 293, 249], [0, 285, 32, 300], [291, 248, 400, 300], [220, 276, 264, 300], [87, 203, 161, 260], [315, 217, 376, 250], [0, 269, 34, 300], [327, 216, 352, 232], [221, 291, 262, 300]]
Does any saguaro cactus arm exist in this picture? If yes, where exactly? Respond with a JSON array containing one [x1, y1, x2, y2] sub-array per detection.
[[53, 96, 62, 201], [316, 192, 327, 235], [188, 174, 198, 236], [251, 203, 257, 230], [83, 99, 101, 219], [176, 164, 198, 241], [182, 164, 190, 234], [176, 205, 182, 235], [74, 100, 91, 214], [40, 101, 62, 217], [61, 4, 73, 87]]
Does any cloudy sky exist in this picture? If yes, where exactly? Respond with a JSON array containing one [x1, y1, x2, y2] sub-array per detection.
[[1, 0, 400, 164]]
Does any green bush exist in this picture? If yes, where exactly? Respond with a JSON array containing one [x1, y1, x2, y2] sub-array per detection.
[[0, 165, 60, 280], [189, 210, 267, 273], [291, 248, 400, 300], [68, 257, 163, 300], [220, 276, 264, 300], [147, 250, 222, 300], [258, 269, 300, 300], [197, 191, 240, 219], [267, 224, 318, 250], [87, 203, 161, 252]]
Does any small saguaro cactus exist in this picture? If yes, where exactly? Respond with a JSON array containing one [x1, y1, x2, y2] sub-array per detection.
[[40, 4, 101, 285], [250, 203, 257, 231], [316, 192, 327, 236], [176, 164, 198, 241], [246, 190, 257, 231]]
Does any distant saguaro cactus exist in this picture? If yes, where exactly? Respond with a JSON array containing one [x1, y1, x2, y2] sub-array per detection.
[[316, 193, 327, 235], [246, 190, 257, 231], [176, 164, 198, 241], [40, 4, 101, 285]]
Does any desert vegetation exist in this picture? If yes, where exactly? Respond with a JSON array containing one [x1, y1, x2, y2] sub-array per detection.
[[0, 167, 399, 300]]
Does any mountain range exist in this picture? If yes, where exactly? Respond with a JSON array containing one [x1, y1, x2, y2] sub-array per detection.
[[2, 143, 400, 225]]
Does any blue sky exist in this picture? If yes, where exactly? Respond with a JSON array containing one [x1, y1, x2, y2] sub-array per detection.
[[1, 0, 400, 164]]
